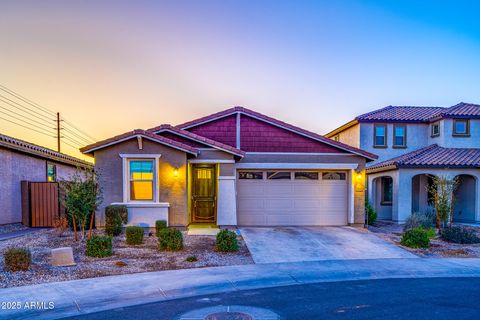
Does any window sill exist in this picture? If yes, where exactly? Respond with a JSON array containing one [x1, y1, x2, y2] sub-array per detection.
[[452, 134, 470, 137], [373, 145, 388, 149], [392, 145, 407, 149], [111, 202, 170, 208], [430, 134, 440, 138]]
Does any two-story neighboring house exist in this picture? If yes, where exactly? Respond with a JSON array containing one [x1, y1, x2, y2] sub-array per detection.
[[326, 102, 480, 224]]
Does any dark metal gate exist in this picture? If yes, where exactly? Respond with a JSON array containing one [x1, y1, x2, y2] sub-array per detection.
[[21, 181, 60, 227]]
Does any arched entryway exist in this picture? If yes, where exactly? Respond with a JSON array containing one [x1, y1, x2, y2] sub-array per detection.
[[411, 174, 436, 213], [371, 176, 393, 220], [453, 174, 477, 223]]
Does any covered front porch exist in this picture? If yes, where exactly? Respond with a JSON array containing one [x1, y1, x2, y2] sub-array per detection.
[[367, 168, 480, 223]]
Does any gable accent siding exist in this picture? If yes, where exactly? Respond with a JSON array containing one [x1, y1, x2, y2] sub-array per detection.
[[187, 114, 237, 147], [239, 115, 347, 153], [159, 132, 210, 148]]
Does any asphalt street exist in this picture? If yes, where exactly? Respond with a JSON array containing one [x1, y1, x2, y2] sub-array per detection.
[[68, 277, 480, 320]]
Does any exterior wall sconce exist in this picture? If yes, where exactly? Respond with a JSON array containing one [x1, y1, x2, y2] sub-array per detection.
[[173, 168, 179, 177]]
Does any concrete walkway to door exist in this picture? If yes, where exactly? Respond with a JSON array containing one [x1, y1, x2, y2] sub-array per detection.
[[240, 227, 416, 264]]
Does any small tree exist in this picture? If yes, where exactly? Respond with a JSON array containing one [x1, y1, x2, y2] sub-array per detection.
[[60, 169, 102, 241], [428, 176, 458, 230]]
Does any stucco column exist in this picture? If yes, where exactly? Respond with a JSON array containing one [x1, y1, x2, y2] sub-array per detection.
[[396, 171, 412, 222], [216, 176, 237, 226]]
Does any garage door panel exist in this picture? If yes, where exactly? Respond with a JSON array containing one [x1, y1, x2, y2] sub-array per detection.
[[237, 170, 348, 226]]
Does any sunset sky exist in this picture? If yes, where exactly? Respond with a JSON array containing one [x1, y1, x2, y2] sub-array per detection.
[[1, 0, 479, 161]]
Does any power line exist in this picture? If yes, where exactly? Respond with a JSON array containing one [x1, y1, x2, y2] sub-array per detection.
[[62, 134, 87, 147], [0, 110, 56, 135], [62, 139, 83, 150], [63, 119, 97, 141], [0, 115, 56, 138], [0, 94, 55, 123], [0, 104, 55, 131], [63, 127, 95, 144], [0, 84, 56, 116]]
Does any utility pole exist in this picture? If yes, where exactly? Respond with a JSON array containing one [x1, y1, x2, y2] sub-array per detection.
[[56, 112, 61, 152]]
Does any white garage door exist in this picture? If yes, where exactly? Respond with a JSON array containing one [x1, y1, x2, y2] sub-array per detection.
[[237, 170, 348, 226]]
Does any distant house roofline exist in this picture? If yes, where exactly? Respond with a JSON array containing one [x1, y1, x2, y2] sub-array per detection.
[[0, 132, 92, 168]]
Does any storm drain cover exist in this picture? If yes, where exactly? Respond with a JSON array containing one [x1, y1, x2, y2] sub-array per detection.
[[177, 305, 280, 320], [205, 311, 253, 320]]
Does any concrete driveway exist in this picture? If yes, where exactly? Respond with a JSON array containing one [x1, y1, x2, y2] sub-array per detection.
[[240, 227, 416, 264]]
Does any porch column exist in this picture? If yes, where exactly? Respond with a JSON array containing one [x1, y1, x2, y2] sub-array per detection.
[[216, 176, 237, 226], [396, 171, 412, 223]]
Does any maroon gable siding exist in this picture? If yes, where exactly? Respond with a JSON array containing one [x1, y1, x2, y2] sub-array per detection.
[[186, 115, 237, 147], [240, 115, 347, 153], [158, 132, 209, 148]]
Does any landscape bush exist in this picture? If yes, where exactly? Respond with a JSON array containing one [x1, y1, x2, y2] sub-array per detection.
[[155, 220, 168, 237], [185, 255, 198, 262], [3, 247, 31, 272], [105, 205, 128, 236], [404, 210, 436, 231], [158, 228, 183, 251], [441, 226, 480, 244], [400, 227, 430, 248], [126, 226, 144, 245], [86, 235, 113, 257], [365, 201, 377, 225], [216, 229, 239, 252]]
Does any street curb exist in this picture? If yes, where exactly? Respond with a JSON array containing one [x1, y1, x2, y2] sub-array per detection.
[[2, 258, 480, 319]]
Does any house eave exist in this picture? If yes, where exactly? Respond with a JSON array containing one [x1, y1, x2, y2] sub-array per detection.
[[324, 119, 358, 138]]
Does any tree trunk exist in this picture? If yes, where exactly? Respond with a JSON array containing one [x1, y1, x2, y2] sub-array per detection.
[[88, 211, 95, 240], [72, 214, 78, 241]]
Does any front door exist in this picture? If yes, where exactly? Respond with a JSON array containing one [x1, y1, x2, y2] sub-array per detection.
[[192, 164, 216, 223]]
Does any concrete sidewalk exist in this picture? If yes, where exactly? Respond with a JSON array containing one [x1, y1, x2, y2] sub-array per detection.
[[2, 258, 480, 319]]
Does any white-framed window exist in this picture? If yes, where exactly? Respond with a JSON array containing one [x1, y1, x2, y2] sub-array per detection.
[[121, 154, 161, 203], [431, 122, 440, 137]]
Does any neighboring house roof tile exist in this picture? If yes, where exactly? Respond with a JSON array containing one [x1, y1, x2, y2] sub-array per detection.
[[367, 144, 480, 172], [356, 106, 446, 122], [80, 129, 199, 155], [176, 106, 378, 160], [0, 132, 92, 168], [147, 124, 245, 157]]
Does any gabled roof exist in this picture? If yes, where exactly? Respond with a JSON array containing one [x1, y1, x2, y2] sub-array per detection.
[[367, 144, 480, 173], [176, 106, 378, 161], [0, 132, 92, 168], [80, 129, 198, 155], [356, 105, 445, 122], [147, 124, 245, 157]]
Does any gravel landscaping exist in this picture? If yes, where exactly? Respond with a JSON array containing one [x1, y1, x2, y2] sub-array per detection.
[[369, 220, 480, 258], [0, 227, 253, 288]]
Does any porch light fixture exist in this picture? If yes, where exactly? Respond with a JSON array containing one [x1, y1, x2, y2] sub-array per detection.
[[173, 168, 179, 177]]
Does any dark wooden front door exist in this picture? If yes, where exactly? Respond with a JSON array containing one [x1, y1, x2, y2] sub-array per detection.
[[192, 165, 216, 223]]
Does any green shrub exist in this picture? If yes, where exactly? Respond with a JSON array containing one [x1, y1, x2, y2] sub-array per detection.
[[158, 228, 183, 251], [4, 247, 31, 272], [155, 220, 168, 237], [404, 210, 436, 231], [185, 255, 198, 262], [105, 205, 128, 236], [441, 226, 480, 244], [126, 226, 144, 245], [86, 235, 113, 257], [425, 227, 436, 239], [400, 227, 430, 248], [216, 229, 239, 252], [365, 200, 377, 225]]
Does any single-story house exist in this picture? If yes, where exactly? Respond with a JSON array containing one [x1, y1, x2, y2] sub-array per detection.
[[81, 107, 377, 228], [0, 132, 92, 225]]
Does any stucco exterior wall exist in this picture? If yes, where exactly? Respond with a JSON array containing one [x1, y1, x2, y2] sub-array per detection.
[[0, 148, 79, 225], [336, 124, 360, 148], [428, 119, 480, 148], [93, 138, 188, 227], [360, 123, 429, 165]]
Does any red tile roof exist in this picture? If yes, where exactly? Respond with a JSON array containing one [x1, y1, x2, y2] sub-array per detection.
[[147, 124, 245, 157], [367, 144, 480, 172], [177, 106, 378, 160], [356, 106, 445, 122], [80, 129, 199, 155], [1, 132, 92, 167], [442, 102, 480, 118]]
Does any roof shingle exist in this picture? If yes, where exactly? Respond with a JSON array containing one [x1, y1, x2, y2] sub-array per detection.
[[356, 106, 445, 122], [367, 144, 480, 172]]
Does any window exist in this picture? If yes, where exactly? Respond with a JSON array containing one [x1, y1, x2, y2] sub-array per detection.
[[322, 172, 346, 180], [381, 177, 393, 205], [393, 124, 406, 147], [374, 124, 387, 147], [453, 119, 470, 136], [267, 171, 291, 180], [47, 163, 56, 182], [294, 172, 319, 180], [239, 171, 263, 179], [129, 159, 154, 201], [431, 122, 440, 137]]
